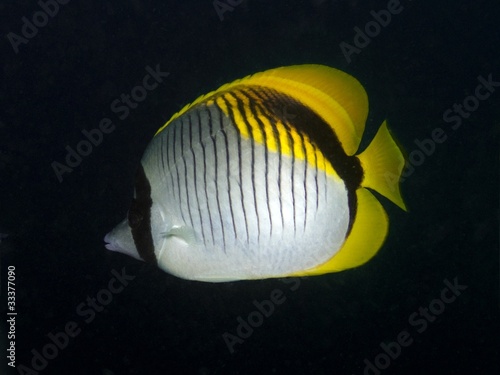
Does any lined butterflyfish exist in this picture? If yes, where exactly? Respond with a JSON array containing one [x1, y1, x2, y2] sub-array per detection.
[[104, 64, 407, 282]]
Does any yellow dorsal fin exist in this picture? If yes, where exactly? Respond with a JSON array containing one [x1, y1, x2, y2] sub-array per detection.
[[233, 65, 368, 155], [357, 121, 407, 210], [155, 65, 369, 155], [290, 187, 389, 276]]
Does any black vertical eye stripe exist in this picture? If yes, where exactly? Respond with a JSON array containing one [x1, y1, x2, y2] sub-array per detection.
[[131, 165, 157, 265]]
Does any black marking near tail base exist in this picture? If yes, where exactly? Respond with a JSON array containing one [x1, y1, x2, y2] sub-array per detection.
[[249, 87, 364, 234], [275, 90, 363, 234]]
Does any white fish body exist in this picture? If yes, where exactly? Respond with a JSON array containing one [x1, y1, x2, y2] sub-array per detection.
[[104, 64, 406, 282]]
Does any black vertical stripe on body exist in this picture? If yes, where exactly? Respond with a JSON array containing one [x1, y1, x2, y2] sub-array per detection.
[[188, 114, 206, 243], [160, 134, 166, 175], [180, 117, 194, 228], [287, 123, 297, 235], [166, 127, 176, 203], [323, 155, 328, 205], [264, 89, 297, 235], [214, 101, 238, 240], [172, 124, 187, 224], [242, 88, 273, 237], [220, 94, 249, 243], [247, 88, 285, 230], [207, 105, 226, 248], [276, 122, 284, 231], [229, 91, 261, 242], [129, 165, 157, 264], [312, 143, 320, 213], [296, 129, 308, 231], [197, 108, 215, 245]]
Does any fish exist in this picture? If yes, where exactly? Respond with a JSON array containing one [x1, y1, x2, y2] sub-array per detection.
[[104, 64, 407, 282]]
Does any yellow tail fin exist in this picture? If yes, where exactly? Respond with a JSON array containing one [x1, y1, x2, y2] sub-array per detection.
[[357, 121, 407, 211]]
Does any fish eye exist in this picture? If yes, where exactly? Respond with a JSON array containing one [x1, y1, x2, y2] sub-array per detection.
[[127, 208, 143, 229]]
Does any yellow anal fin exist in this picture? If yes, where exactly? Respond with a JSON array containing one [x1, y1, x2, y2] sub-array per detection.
[[357, 121, 407, 211], [290, 187, 388, 276]]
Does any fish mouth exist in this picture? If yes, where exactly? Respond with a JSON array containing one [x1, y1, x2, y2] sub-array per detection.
[[103, 226, 143, 261], [104, 232, 120, 252]]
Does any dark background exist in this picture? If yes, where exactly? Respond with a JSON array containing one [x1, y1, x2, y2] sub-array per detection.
[[0, 0, 498, 374]]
